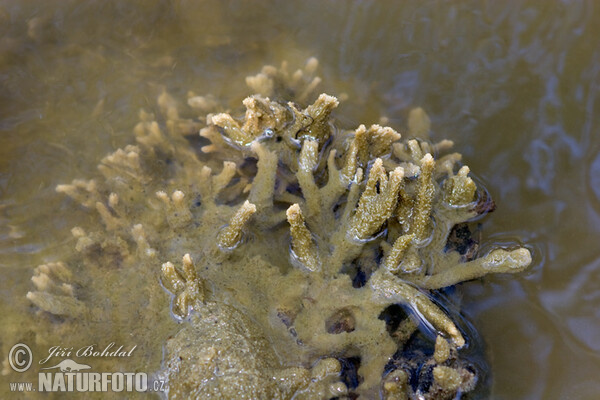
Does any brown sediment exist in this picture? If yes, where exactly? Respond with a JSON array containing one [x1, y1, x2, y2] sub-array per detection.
[[26, 58, 532, 399]]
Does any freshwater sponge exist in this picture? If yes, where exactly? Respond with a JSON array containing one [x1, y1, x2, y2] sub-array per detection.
[[27, 58, 531, 399]]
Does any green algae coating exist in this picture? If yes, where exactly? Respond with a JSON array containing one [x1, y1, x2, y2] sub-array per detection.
[[26, 58, 532, 399]]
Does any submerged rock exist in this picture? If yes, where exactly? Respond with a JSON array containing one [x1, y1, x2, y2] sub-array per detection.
[[159, 254, 344, 399]]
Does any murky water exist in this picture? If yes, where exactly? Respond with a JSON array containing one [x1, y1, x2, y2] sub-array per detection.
[[1, 1, 600, 398]]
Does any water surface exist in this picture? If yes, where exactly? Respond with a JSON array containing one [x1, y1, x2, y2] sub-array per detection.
[[1, 1, 600, 398]]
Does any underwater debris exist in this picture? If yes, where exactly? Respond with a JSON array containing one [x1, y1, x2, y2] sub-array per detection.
[[27, 58, 532, 399]]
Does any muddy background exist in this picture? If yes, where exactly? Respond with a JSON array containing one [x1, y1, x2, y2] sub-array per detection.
[[1, 1, 599, 399]]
